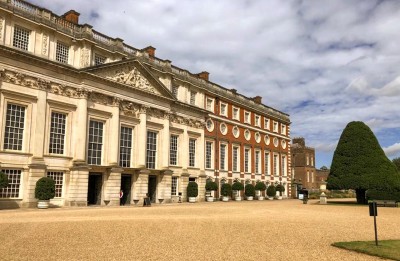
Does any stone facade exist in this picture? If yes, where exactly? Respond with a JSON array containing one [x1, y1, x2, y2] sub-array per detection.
[[0, 0, 290, 208]]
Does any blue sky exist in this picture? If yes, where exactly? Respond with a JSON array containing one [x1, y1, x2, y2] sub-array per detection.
[[30, 0, 400, 168]]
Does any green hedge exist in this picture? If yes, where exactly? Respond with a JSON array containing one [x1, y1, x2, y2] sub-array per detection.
[[255, 182, 266, 191], [267, 185, 276, 197], [187, 182, 198, 197], [245, 184, 255, 197], [205, 181, 218, 191], [35, 177, 55, 200], [221, 183, 232, 197], [232, 182, 244, 191], [366, 189, 400, 201]]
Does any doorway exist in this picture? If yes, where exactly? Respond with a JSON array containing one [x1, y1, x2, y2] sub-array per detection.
[[120, 175, 132, 205], [148, 175, 157, 203], [88, 173, 102, 205]]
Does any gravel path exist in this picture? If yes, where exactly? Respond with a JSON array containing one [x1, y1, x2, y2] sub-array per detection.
[[0, 199, 398, 260]]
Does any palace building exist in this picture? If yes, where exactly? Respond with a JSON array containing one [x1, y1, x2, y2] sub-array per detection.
[[0, 0, 291, 208]]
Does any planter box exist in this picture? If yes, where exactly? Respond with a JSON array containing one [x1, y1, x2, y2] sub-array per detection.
[[222, 196, 229, 202], [258, 196, 264, 201], [37, 200, 50, 209], [188, 197, 196, 203], [267, 197, 274, 200], [206, 196, 214, 202], [246, 196, 253, 201]]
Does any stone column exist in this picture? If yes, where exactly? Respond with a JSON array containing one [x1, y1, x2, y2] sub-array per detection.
[[108, 98, 120, 166], [137, 106, 148, 168], [181, 128, 189, 171], [73, 89, 89, 163], [161, 112, 170, 169], [158, 170, 172, 203], [132, 169, 149, 205], [29, 89, 47, 165], [104, 167, 123, 206], [67, 164, 89, 206], [181, 173, 189, 202], [198, 127, 205, 171], [198, 173, 207, 202]]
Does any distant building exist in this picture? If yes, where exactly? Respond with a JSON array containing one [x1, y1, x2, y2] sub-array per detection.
[[291, 137, 317, 190]]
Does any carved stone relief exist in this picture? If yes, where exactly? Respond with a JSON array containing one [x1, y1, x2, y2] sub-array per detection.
[[0, 17, 4, 42], [80, 48, 90, 68], [42, 34, 48, 56]]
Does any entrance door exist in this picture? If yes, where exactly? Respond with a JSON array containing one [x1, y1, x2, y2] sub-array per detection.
[[148, 175, 157, 203], [88, 173, 102, 205], [120, 175, 132, 205]]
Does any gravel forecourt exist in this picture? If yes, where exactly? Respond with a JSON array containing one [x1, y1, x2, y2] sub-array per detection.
[[0, 199, 399, 260]]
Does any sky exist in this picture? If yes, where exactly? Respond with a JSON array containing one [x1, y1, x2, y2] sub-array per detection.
[[30, 0, 400, 168]]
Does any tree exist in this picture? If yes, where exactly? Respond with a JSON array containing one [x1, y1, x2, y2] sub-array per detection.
[[0, 171, 9, 189], [393, 157, 400, 172], [327, 121, 400, 204], [320, 166, 328, 171]]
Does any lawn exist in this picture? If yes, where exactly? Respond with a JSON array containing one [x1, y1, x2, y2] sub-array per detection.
[[333, 240, 400, 261]]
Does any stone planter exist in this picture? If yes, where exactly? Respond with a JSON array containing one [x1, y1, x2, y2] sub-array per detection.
[[222, 196, 229, 202], [268, 197, 274, 200], [246, 196, 253, 201], [206, 196, 214, 202], [235, 196, 242, 201], [188, 197, 196, 203], [37, 200, 50, 209], [258, 196, 264, 200]]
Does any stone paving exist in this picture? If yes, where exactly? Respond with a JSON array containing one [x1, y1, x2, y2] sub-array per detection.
[[0, 199, 398, 260]]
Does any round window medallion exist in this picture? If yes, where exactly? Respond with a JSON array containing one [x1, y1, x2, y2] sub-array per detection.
[[255, 132, 261, 143], [273, 137, 279, 147], [244, 129, 251, 141], [206, 119, 214, 132], [232, 126, 240, 138], [281, 140, 287, 149], [264, 135, 270, 145], [220, 122, 228, 135]]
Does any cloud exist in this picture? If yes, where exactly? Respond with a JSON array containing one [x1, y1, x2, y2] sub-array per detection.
[[383, 143, 400, 158]]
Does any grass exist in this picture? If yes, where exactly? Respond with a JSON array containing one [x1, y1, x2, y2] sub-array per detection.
[[332, 240, 400, 260]]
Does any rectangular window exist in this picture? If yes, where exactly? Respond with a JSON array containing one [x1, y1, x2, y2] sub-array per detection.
[[306, 155, 310, 165], [88, 120, 103, 165], [190, 90, 196, 105], [264, 118, 270, 130], [189, 138, 196, 167], [220, 103, 227, 116], [146, 131, 157, 169], [172, 86, 179, 98], [232, 146, 239, 172], [264, 151, 270, 175], [169, 135, 178, 166], [273, 121, 279, 132], [281, 124, 286, 135], [206, 98, 214, 111], [56, 41, 69, 64], [255, 150, 261, 174], [13, 26, 30, 51], [255, 115, 261, 127], [281, 155, 286, 176], [307, 171, 310, 182], [0, 169, 22, 198], [244, 111, 251, 124], [205, 141, 213, 169], [171, 176, 178, 196], [311, 157, 314, 167], [119, 126, 133, 168], [311, 172, 314, 183], [46, 171, 64, 198], [273, 154, 279, 176], [4, 104, 25, 151], [94, 54, 106, 66], [220, 144, 226, 170], [244, 148, 250, 173], [49, 112, 66, 154], [233, 107, 240, 120]]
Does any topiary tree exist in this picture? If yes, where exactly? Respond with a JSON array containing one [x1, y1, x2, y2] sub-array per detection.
[[393, 157, 400, 172], [187, 181, 198, 197], [245, 184, 255, 197], [232, 181, 244, 191], [276, 184, 285, 196], [255, 181, 266, 191], [267, 185, 276, 197], [327, 121, 400, 204], [221, 183, 232, 197], [35, 177, 56, 200], [205, 181, 218, 191], [0, 171, 9, 189]]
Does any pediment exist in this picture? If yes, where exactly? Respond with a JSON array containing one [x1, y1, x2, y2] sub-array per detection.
[[85, 61, 173, 98]]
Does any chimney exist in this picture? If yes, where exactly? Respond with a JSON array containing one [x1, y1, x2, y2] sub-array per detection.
[[62, 10, 80, 25], [253, 96, 262, 104], [197, 71, 209, 81], [143, 46, 156, 57]]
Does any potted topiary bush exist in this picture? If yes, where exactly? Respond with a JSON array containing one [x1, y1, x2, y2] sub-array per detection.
[[221, 183, 232, 202], [0, 171, 9, 189], [187, 181, 198, 203], [232, 181, 244, 201], [205, 180, 218, 202], [245, 183, 255, 200], [35, 177, 56, 209], [276, 184, 285, 200], [267, 184, 276, 200], [255, 181, 266, 200]]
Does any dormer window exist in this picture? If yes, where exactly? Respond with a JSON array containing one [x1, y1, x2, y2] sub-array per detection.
[[94, 54, 106, 65], [56, 41, 69, 64]]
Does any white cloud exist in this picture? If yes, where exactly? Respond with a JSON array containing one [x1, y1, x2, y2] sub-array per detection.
[[384, 143, 400, 158]]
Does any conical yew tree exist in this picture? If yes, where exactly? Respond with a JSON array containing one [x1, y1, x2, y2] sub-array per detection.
[[327, 121, 400, 204]]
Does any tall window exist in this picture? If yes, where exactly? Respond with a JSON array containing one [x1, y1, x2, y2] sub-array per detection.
[[119, 126, 133, 168], [255, 115, 261, 127], [311, 157, 314, 166], [49, 112, 66, 154], [244, 148, 250, 173], [56, 41, 69, 64], [255, 151, 261, 174], [306, 155, 310, 165], [0, 169, 21, 198], [307, 171, 310, 182], [146, 131, 157, 169], [13, 26, 30, 51], [4, 104, 25, 151], [264, 151, 270, 175], [190, 91, 196, 105], [232, 146, 239, 172], [169, 135, 178, 166], [273, 121, 278, 132], [205, 141, 213, 169], [244, 111, 251, 124], [220, 103, 227, 116], [171, 176, 178, 196], [281, 124, 286, 135], [264, 118, 270, 130], [281, 155, 286, 176], [94, 54, 106, 65], [233, 107, 240, 120], [311, 171, 314, 183], [172, 86, 179, 98], [46, 172, 63, 198], [189, 138, 196, 167], [88, 120, 103, 165], [220, 144, 226, 170], [206, 98, 213, 111], [273, 154, 279, 176]]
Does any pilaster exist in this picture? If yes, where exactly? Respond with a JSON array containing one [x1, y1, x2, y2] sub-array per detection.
[[21, 163, 46, 208], [133, 169, 150, 205], [104, 167, 123, 206], [137, 106, 148, 168], [66, 162, 89, 206], [73, 95, 88, 161]]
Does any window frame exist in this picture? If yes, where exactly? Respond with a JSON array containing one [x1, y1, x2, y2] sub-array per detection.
[[232, 106, 240, 121], [12, 25, 30, 51], [188, 138, 196, 167], [264, 151, 270, 176], [146, 130, 158, 169], [171, 176, 179, 196], [119, 125, 133, 168], [0, 169, 23, 199], [219, 142, 227, 171], [169, 134, 179, 166], [232, 145, 240, 172], [255, 114, 261, 127], [46, 171, 64, 198], [55, 41, 70, 64], [264, 117, 270, 130], [220, 102, 228, 117], [244, 147, 251, 173], [255, 150, 261, 174], [87, 119, 105, 165], [244, 111, 251, 124], [205, 140, 214, 169], [206, 97, 214, 112]]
